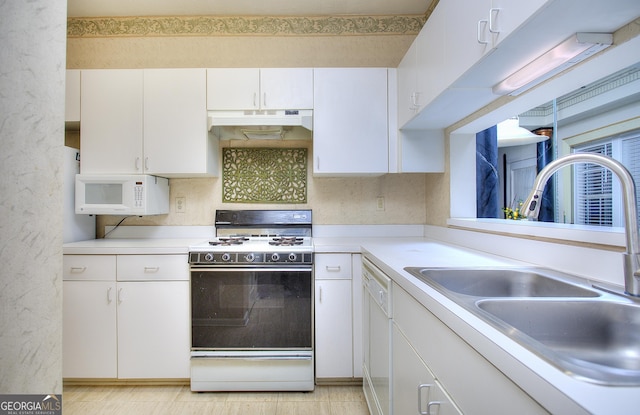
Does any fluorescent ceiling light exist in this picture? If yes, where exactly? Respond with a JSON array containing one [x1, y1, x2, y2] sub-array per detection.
[[493, 33, 613, 96], [497, 117, 549, 147]]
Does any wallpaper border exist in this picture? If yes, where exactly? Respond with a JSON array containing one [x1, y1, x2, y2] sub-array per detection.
[[67, 15, 426, 38]]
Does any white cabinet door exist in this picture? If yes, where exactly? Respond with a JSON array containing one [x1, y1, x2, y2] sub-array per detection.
[[80, 69, 144, 174], [206, 68, 260, 110], [416, 4, 447, 111], [443, 0, 493, 85], [260, 68, 313, 110], [351, 254, 363, 378], [490, 0, 549, 47], [313, 68, 389, 175], [63, 281, 117, 378], [393, 324, 462, 415], [116, 281, 190, 379], [143, 68, 214, 176], [315, 279, 353, 378], [397, 39, 419, 128], [65, 69, 80, 123]]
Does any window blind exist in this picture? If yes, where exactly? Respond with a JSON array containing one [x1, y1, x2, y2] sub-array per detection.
[[575, 143, 613, 226], [574, 129, 640, 227]]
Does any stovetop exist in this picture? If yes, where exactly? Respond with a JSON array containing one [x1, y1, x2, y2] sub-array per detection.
[[189, 209, 313, 265]]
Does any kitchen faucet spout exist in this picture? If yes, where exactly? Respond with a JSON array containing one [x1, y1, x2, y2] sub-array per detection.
[[523, 153, 640, 297]]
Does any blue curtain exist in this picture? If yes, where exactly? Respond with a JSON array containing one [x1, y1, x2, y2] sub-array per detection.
[[476, 125, 499, 218], [536, 137, 555, 222]]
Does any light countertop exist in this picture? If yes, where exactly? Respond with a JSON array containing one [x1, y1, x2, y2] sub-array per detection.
[[63, 238, 206, 255], [360, 238, 640, 415]]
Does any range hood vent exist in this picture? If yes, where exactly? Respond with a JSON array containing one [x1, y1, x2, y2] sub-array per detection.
[[208, 109, 313, 141]]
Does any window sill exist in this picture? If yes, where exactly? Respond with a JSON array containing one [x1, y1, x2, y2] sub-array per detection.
[[447, 218, 625, 250]]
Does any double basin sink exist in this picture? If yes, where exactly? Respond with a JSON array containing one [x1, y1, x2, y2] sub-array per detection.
[[403, 266, 640, 386]]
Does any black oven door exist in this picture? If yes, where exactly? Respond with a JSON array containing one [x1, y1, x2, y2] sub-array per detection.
[[191, 267, 312, 350]]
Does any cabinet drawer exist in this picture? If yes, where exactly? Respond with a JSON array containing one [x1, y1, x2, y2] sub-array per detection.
[[117, 255, 188, 281], [63, 255, 116, 281], [315, 254, 352, 279]]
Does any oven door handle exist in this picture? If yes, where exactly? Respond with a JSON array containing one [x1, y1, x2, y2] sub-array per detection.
[[191, 353, 312, 361], [190, 267, 312, 272]]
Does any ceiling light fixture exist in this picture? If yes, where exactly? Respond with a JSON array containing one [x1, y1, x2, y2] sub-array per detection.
[[497, 117, 549, 148], [493, 32, 613, 96]]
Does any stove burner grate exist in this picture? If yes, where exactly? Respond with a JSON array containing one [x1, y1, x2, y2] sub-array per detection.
[[209, 237, 249, 246], [269, 236, 304, 246]]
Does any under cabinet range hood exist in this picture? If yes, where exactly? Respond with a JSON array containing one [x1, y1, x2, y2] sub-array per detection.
[[208, 109, 313, 140]]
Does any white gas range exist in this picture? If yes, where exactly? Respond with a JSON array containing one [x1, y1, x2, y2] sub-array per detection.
[[188, 210, 314, 392]]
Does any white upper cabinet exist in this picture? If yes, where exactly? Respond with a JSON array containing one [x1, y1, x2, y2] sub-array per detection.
[[442, 0, 495, 85], [143, 68, 216, 177], [313, 68, 389, 176], [81, 69, 217, 177], [260, 68, 314, 110], [80, 69, 144, 175], [206, 68, 313, 110], [489, 0, 550, 48], [398, 0, 551, 130]]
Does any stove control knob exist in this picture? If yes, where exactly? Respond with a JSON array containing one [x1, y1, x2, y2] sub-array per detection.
[[245, 253, 255, 262], [221, 253, 231, 262], [288, 253, 297, 262], [271, 253, 280, 262], [204, 253, 214, 262]]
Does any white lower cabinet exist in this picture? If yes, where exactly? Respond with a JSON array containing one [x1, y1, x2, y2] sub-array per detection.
[[116, 281, 189, 379], [393, 284, 549, 414], [62, 254, 190, 379], [393, 324, 462, 415], [314, 253, 362, 380], [63, 280, 118, 378], [315, 278, 353, 378]]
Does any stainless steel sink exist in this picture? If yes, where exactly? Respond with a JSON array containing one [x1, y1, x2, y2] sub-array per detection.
[[476, 299, 640, 385], [402, 266, 640, 385], [404, 267, 599, 298]]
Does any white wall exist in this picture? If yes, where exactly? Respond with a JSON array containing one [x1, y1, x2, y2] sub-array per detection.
[[0, 0, 67, 394]]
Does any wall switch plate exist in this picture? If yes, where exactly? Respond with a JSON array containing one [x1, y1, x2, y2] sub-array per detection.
[[376, 196, 385, 211], [176, 197, 186, 213]]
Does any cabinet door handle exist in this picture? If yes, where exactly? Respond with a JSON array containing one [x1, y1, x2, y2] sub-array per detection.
[[117, 288, 124, 303], [477, 19, 489, 44], [70, 266, 86, 273], [144, 266, 160, 273], [135, 157, 141, 171], [107, 287, 113, 304], [144, 157, 149, 171], [427, 401, 442, 415], [253, 92, 257, 108], [489, 8, 501, 33], [263, 92, 267, 108], [325, 265, 341, 272], [418, 383, 432, 415], [318, 286, 322, 303]]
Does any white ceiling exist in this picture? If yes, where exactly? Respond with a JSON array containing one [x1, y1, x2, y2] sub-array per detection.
[[67, 0, 433, 18]]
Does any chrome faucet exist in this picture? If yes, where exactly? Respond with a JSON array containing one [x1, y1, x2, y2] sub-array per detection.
[[523, 153, 640, 297]]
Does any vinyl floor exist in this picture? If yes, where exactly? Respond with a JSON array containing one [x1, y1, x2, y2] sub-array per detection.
[[63, 384, 370, 415]]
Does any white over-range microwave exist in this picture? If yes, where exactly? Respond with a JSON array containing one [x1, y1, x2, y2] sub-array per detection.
[[75, 174, 170, 215]]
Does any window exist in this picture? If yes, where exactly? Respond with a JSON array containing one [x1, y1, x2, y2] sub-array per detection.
[[573, 130, 640, 227]]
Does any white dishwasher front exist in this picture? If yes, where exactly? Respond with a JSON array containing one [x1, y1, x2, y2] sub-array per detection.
[[362, 257, 392, 415]]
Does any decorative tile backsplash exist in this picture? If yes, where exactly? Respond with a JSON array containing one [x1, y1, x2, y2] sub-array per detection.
[[222, 148, 307, 204]]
